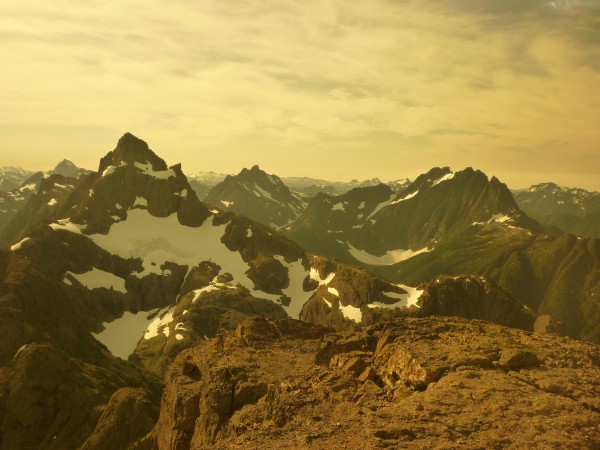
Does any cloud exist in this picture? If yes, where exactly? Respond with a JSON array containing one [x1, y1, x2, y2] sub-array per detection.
[[0, 0, 599, 188]]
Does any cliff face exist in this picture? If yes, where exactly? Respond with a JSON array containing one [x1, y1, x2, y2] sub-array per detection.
[[144, 316, 600, 450]]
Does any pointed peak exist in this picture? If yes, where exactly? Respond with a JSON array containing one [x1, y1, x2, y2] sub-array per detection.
[[55, 159, 76, 168], [99, 133, 168, 173], [240, 165, 263, 174], [51, 159, 81, 177]]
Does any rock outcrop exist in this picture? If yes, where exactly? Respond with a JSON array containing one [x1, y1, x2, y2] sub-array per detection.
[[144, 316, 600, 449]]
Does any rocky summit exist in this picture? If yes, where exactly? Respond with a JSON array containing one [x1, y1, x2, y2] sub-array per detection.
[[143, 316, 600, 449]]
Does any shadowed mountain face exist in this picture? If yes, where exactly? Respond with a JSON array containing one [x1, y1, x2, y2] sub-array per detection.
[[204, 165, 307, 229], [514, 183, 600, 239]]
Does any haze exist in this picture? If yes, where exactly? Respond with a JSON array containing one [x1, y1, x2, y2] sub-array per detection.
[[1, 0, 599, 190]]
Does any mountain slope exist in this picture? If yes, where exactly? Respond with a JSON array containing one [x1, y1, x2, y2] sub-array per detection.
[[383, 230, 600, 342], [205, 165, 306, 229]]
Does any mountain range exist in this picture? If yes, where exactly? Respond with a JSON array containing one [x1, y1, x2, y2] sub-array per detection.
[[0, 133, 598, 449], [514, 182, 600, 238], [0, 160, 89, 236]]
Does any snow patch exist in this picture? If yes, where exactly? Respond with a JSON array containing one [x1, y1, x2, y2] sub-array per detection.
[[134, 162, 176, 180], [19, 183, 37, 192], [191, 283, 234, 303], [274, 256, 316, 319], [47, 198, 57, 206], [134, 196, 148, 207], [309, 267, 335, 286], [49, 218, 85, 234], [12, 344, 28, 361], [10, 237, 30, 251], [366, 193, 396, 220], [221, 200, 233, 207], [339, 304, 362, 323], [101, 163, 125, 177], [391, 190, 419, 204], [327, 287, 339, 297], [93, 308, 161, 359], [347, 243, 431, 266], [369, 284, 423, 309], [255, 184, 284, 206], [431, 172, 455, 186], [144, 308, 174, 340], [332, 202, 345, 211], [473, 214, 514, 227], [65, 268, 127, 293]]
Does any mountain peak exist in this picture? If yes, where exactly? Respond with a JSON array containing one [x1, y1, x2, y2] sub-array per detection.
[[51, 159, 81, 177], [98, 133, 168, 173]]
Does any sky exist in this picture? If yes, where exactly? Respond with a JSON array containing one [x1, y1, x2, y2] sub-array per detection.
[[1, 0, 599, 189]]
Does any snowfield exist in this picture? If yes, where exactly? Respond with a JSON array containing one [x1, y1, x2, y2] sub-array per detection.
[[346, 242, 432, 266]]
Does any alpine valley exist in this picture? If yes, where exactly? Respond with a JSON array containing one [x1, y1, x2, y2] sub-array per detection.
[[0, 134, 598, 449]]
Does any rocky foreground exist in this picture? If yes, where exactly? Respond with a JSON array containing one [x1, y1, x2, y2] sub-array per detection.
[[122, 316, 600, 450]]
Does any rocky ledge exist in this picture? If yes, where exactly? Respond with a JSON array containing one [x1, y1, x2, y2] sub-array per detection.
[[142, 316, 600, 449]]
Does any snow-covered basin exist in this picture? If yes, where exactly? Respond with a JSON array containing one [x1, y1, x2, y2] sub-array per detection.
[[92, 308, 161, 359], [346, 242, 431, 266], [87, 209, 279, 299], [64, 267, 126, 293]]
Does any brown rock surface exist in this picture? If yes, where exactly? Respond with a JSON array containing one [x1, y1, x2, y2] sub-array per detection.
[[147, 316, 600, 449], [80, 387, 159, 450]]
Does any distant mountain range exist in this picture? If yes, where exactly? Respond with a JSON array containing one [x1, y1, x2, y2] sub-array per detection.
[[0, 160, 89, 236], [185, 171, 412, 199], [513, 182, 600, 238]]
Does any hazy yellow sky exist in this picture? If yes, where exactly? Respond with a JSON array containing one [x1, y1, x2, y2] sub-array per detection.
[[1, 0, 599, 189]]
